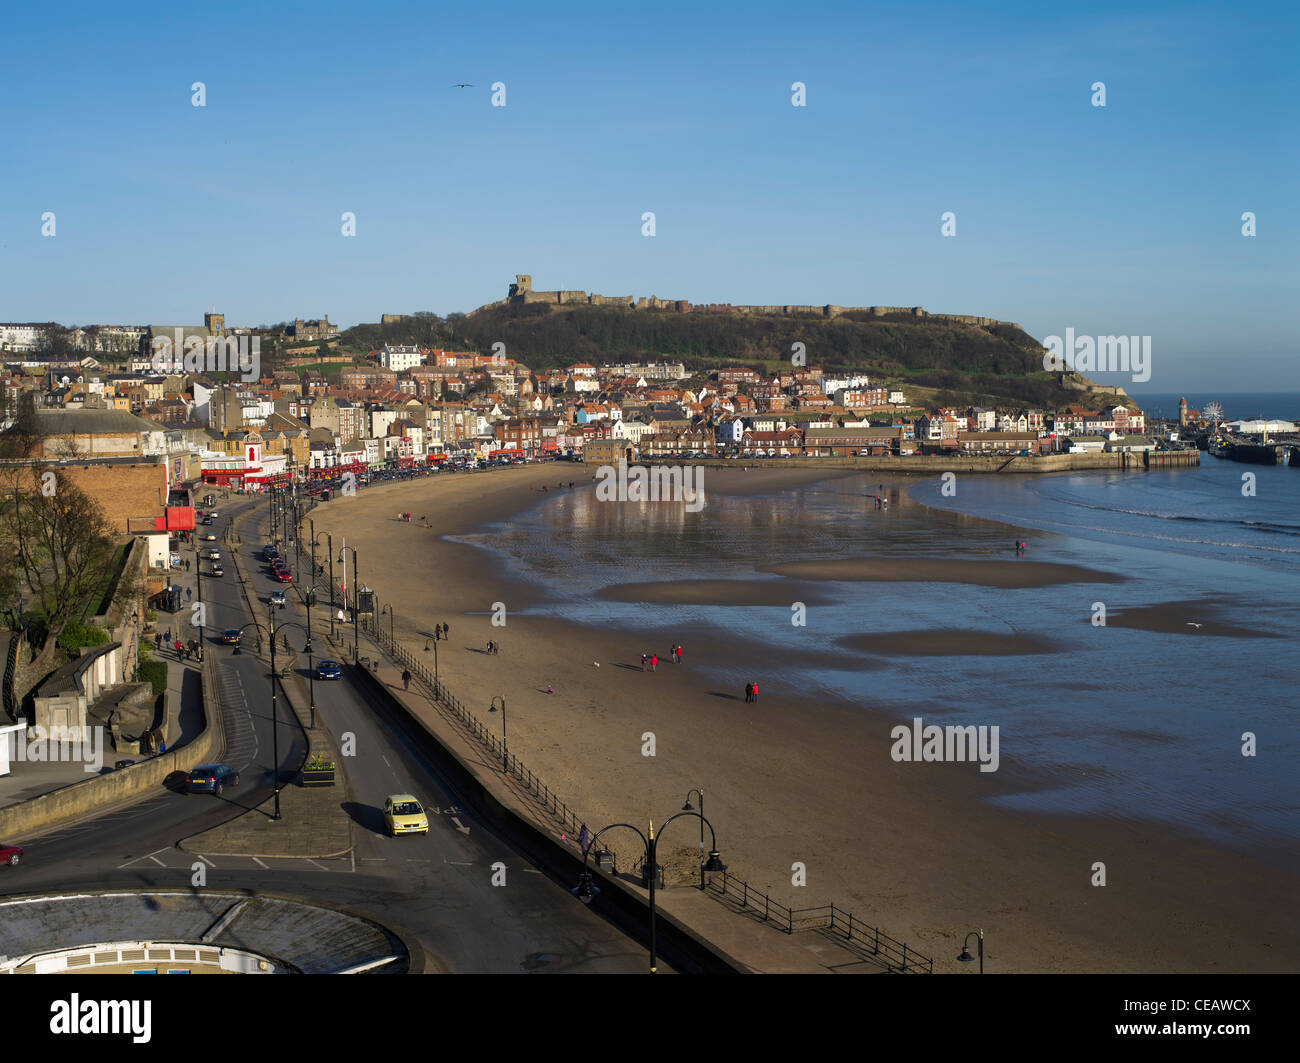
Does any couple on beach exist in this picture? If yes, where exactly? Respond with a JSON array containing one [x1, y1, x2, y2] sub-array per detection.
[[744, 681, 759, 703]]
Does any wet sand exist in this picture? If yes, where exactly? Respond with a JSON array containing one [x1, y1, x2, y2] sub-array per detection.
[[840, 630, 1059, 656], [599, 579, 836, 607], [1096, 600, 1280, 639], [312, 464, 1300, 973], [761, 557, 1125, 588]]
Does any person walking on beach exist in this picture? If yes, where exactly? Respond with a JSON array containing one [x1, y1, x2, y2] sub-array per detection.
[[493, 641, 500, 655], [744, 682, 753, 703], [442, 622, 449, 638], [402, 668, 411, 691], [751, 680, 758, 702], [650, 653, 658, 671], [641, 653, 647, 671]]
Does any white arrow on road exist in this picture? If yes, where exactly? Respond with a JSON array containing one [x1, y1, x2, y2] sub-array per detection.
[[449, 817, 470, 835]]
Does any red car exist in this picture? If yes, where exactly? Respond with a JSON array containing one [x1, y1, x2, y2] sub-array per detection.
[[1, 844, 22, 867], [275, 569, 293, 583]]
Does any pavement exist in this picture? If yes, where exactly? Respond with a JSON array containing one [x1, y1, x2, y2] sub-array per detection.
[[178, 505, 351, 860]]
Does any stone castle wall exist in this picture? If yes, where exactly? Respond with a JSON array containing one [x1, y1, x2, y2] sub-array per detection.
[[466, 275, 1019, 329]]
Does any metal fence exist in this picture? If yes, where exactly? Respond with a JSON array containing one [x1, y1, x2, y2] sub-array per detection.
[[703, 871, 932, 972], [284, 485, 932, 973]]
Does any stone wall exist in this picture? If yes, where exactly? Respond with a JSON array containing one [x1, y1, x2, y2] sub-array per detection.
[[484, 277, 1020, 330]]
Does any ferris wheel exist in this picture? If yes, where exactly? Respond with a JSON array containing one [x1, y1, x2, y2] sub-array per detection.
[[1201, 401, 1224, 423]]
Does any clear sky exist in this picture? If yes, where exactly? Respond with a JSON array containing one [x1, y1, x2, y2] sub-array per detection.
[[2, 0, 1295, 391]]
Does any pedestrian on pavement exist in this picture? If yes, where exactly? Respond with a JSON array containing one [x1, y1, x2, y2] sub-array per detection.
[[186, 587, 192, 600], [155, 632, 162, 649], [174, 639, 182, 657], [578, 824, 590, 852], [402, 668, 411, 690], [164, 629, 171, 643]]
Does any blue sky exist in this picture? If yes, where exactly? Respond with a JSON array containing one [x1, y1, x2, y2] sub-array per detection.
[[1, 0, 1295, 391]]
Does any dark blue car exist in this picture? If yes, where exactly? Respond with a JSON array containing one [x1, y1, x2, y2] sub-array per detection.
[[316, 660, 342, 680], [186, 763, 239, 795]]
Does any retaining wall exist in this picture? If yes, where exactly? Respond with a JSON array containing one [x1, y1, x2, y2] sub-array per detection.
[[0, 654, 223, 839]]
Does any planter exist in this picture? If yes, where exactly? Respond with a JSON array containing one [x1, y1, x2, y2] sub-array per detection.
[[300, 767, 335, 787]]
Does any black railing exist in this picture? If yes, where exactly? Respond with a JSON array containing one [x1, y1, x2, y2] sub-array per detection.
[[703, 871, 931, 972]]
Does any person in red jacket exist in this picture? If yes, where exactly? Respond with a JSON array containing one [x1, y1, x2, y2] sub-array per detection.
[[751, 680, 758, 702], [650, 653, 658, 671]]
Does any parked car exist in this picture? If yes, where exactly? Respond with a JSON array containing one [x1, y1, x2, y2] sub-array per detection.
[[185, 763, 239, 795], [220, 628, 242, 645], [1, 843, 22, 867], [270, 590, 287, 608], [316, 660, 342, 680], [383, 794, 429, 836]]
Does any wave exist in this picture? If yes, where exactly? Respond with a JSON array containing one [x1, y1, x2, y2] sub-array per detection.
[[1042, 498, 1300, 537]]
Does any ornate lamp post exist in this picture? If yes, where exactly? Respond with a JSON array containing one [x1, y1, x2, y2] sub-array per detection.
[[957, 929, 984, 974], [682, 788, 707, 888], [572, 812, 725, 974], [488, 695, 507, 769]]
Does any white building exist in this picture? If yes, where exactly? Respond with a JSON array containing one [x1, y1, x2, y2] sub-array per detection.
[[380, 345, 423, 372], [0, 323, 47, 352]]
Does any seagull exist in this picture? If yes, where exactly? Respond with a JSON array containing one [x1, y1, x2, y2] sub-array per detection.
[[452, 83, 473, 88], [1186, 622, 1203, 628], [593, 661, 600, 667]]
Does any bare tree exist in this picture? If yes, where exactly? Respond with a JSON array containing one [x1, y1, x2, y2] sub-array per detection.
[[0, 466, 116, 668]]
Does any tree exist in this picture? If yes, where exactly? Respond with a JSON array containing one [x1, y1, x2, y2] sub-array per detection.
[[0, 466, 117, 668]]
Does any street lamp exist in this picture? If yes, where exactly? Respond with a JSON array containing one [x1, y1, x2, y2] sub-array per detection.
[[230, 615, 284, 821], [572, 812, 725, 974], [957, 929, 984, 974], [682, 788, 707, 889], [337, 545, 359, 661], [381, 603, 394, 644], [489, 695, 506, 769]]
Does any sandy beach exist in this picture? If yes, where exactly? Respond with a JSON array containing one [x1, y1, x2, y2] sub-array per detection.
[[311, 464, 1300, 973]]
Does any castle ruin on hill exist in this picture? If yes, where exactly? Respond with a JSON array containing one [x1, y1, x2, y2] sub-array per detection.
[[466, 275, 1020, 330]]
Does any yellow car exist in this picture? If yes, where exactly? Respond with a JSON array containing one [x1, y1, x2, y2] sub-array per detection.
[[383, 794, 429, 837]]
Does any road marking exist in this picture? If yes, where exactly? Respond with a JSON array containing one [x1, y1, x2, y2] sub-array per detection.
[[149, 855, 166, 866], [449, 816, 470, 835], [252, 857, 268, 869], [446, 860, 473, 867]]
